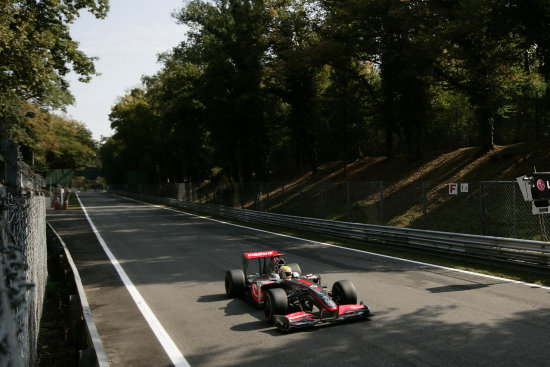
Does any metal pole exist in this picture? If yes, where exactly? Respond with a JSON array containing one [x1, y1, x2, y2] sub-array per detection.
[[379, 181, 384, 225], [512, 182, 516, 237], [346, 181, 351, 222], [265, 182, 270, 212], [422, 181, 427, 229], [480, 182, 485, 235], [320, 181, 325, 217]]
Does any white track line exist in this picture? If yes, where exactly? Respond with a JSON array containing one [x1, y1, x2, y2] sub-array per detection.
[[77, 194, 190, 367], [115, 194, 550, 291]]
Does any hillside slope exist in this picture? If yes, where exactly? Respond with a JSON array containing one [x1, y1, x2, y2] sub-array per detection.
[[254, 143, 550, 241], [279, 143, 550, 183]]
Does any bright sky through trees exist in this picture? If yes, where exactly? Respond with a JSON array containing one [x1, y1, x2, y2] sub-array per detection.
[[66, 0, 187, 140]]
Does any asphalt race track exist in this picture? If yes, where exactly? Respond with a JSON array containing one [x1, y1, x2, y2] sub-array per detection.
[[47, 192, 550, 367]]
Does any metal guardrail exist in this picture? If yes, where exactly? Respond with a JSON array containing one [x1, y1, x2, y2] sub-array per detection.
[[115, 192, 550, 271], [47, 222, 109, 367]]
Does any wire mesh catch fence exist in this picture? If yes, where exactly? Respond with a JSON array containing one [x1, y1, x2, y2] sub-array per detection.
[[0, 139, 47, 367], [480, 181, 550, 242], [114, 179, 550, 242]]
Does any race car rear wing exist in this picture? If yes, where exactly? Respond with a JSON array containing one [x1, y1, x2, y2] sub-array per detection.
[[243, 251, 285, 259]]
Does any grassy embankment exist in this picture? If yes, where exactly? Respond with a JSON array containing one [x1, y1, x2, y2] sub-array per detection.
[[196, 143, 550, 286]]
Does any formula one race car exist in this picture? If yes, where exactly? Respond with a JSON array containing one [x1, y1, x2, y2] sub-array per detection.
[[224, 250, 372, 331]]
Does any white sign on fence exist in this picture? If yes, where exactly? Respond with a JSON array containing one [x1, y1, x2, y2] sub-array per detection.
[[449, 183, 458, 195]]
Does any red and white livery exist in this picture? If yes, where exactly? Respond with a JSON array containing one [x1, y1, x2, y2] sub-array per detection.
[[225, 250, 372, 332]]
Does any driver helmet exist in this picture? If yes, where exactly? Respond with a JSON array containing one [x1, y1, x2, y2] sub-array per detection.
[[279, 265, 293, 279]]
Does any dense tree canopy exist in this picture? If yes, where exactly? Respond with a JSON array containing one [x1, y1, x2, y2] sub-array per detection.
[[0, 0, 109, 110], [0, 0, 109, 172], [101, 0, 550, 185], [5, 101, 97, 173]]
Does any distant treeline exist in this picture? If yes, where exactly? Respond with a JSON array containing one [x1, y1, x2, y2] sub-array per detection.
[[101, 0, 550, 184]]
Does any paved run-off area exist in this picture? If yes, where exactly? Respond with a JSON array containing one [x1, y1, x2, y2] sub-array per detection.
[[47, 192, 550, 367]]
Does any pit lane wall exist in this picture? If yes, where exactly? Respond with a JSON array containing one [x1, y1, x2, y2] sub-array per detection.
[[111, 191, 550, 272]]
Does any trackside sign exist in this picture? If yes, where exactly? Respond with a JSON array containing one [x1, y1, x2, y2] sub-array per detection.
[[449, 183, 458, 195], [532, 173, 550, 200]]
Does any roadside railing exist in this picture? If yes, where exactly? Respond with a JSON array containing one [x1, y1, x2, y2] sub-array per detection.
[[116, 192, 550, 271], [111, 180, 550, 242], [46, 223, 109, 367]]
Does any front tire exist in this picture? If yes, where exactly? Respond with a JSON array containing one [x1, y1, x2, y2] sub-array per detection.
[[225, 269, 245, 297], [332, 280, 357, 305], [264, 288, 288, 323]]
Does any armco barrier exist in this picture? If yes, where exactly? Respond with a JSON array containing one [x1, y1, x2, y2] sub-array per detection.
[[47, 223, 109, 367], [114, 191, 550, 271]]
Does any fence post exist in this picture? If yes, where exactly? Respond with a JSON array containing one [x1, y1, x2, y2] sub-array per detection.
[[379, 181, 384, 225], [422, 181, 427, 229], [480, 182, 485, 235], [512, 182, 517, 238], [177, 183, 184, 201], [346, 181, 351, 222], [233, 183, 239, 208], [320, 181, 325, 217], [265, 182, 270, 211]]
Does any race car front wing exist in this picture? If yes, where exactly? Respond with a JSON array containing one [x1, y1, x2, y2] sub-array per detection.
[[273, 303, 372, 331]]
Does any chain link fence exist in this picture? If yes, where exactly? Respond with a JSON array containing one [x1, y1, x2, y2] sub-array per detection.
[[112, 179, 550, 242], [0, 139, 47, 367]]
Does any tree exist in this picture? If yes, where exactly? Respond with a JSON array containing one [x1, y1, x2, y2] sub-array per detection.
[[0, 0, 109, 115], [99, 135, 127, 184], [101, 0, 550, 185], [510, 0, 550, 141], [144, 52, 211, 182], [46, 115, 97, 170], [3, 101, 97, 173], [319, 0, 444, 159], [175, 0, 273, 181], [440, 0, 529, 152], [267, 0, 324, 172], [107, 88, 159, 181]]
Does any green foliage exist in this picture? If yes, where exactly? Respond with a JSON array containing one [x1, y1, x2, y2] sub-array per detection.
[[106, 88, 158, 180], [0, 0, 109, 113], [0, 0, 108, 176], [100, 0, 550, 185], [144, 57, 210, 182], [179, 0, 274, 181], [3, 101, 97, 173], [72, 176, 107, 190]]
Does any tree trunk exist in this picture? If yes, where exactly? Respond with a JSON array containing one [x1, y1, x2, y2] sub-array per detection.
[[477, 106, 495, 152]]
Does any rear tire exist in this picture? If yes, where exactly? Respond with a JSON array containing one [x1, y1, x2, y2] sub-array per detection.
[[225, 269, 245, 297], [264, 288, 288, 323], [332, 280, 357, 305]]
